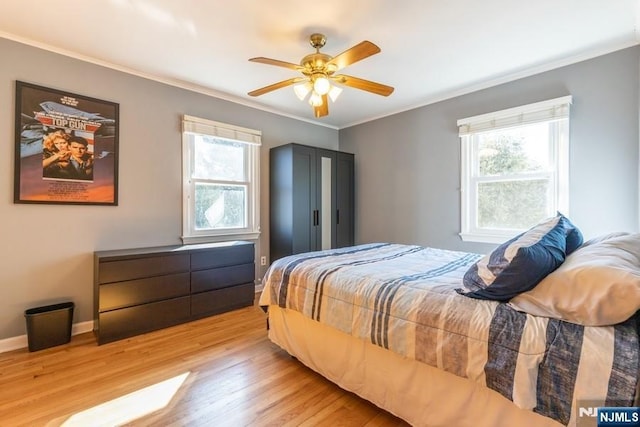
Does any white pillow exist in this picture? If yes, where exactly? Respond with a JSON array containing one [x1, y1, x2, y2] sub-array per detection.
[[508, 233, 640, 326], [580, 231, 631, 247]]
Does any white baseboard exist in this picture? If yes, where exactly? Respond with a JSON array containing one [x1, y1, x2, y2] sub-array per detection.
[[0, 321, 94, 354]]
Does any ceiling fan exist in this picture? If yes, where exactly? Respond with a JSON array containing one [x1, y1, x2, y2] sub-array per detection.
[[247, 33, 394, 118]]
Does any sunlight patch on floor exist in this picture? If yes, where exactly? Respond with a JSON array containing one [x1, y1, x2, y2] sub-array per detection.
[[61, 372, 190, 426]]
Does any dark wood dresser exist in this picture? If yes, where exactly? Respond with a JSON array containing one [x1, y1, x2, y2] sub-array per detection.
[[93, 241, 255, 344]]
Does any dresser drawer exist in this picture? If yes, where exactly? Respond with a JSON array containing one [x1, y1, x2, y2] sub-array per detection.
[[191, 283, 254, 317], [190, 244, 254, 270], [191, 263, 254, 294], [99, 272, 190, 311], [98, 254, 190, 284], [97, 296, 191, 344], [94, 241, 255, 345]]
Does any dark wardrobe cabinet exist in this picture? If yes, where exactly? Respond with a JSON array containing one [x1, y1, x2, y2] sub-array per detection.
[[270, 143, 354, 262]]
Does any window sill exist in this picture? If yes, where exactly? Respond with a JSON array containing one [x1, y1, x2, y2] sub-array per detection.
[[182, 231, 260, 245], [459, 231, 519, 244]]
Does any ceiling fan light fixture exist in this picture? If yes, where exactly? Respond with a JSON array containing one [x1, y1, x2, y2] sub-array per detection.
[[309, 91, 323, 107], [328, 85, 342, 102], [293, 81, 312, 101], [312, 74, 331, 95]]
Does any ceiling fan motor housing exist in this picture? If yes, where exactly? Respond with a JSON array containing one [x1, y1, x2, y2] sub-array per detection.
[[301, 53, 335, 77]]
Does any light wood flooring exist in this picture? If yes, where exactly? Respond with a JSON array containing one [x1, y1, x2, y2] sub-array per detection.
[[0, 300, 408, 426]]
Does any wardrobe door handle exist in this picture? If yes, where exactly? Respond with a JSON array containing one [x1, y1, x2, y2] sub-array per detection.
[[336, 209, 340, 225]]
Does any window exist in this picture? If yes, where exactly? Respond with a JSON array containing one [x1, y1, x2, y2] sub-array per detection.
[[458, 96, 571, 243], [182, 115, 260, 243]]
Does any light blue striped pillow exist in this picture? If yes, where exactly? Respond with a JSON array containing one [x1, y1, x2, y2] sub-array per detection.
[[457, 215, 569, 301]]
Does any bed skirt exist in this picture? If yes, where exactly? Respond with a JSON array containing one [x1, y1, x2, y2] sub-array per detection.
[[267, 305, 563, 427]]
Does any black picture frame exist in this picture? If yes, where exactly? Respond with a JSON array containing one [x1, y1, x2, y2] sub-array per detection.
[[14, 81, 119, 205]]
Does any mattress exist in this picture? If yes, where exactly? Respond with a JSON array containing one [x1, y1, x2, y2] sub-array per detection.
[[267, 305, 563, 427]]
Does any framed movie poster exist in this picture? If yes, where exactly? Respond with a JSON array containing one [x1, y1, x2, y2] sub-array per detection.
[[14, 81, 119, 205]]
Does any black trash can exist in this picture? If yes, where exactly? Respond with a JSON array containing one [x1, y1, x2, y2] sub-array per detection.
[[24, 302, 74, 352]]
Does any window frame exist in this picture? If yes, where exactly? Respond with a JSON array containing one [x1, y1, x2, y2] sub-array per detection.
[[458, 96, 571, 244], [181, 115, 260, 244]]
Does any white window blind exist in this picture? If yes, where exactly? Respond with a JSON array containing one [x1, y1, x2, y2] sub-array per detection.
[[182, 115, 261, 145], [457, 96, 572, 136]]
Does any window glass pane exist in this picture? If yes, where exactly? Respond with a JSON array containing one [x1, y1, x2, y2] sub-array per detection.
[[194, 183, 246, 230], [193, 136, 246, 181], [477, 122, 550, 176], [477, 179, 549, 229]]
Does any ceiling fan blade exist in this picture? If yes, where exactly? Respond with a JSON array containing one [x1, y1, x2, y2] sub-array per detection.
[[249, 57, 303, 71], [326, 41, 380, 71], [332, 74, 394, 96], [314, 95, 329, 118], [248, 77, 304, 97]]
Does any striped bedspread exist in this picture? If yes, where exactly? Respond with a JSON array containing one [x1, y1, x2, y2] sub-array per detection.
[[259, 243, 640, 426]]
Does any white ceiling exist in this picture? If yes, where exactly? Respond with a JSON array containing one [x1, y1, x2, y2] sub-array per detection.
[[0, 0, 638, 129]]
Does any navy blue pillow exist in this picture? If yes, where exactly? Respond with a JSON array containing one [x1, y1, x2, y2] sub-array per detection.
[[457, 215, 568, 301], [561, 213, 583, 254]]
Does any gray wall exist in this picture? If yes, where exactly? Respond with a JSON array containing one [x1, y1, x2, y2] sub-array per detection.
[[339, 46, 640, 255], [0, 37, 338, 340]]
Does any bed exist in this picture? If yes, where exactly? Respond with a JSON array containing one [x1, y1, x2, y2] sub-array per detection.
[[259, 217, 640, 427]]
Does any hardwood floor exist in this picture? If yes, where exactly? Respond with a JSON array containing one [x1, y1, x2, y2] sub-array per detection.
[[0, 300, 408, 426]]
